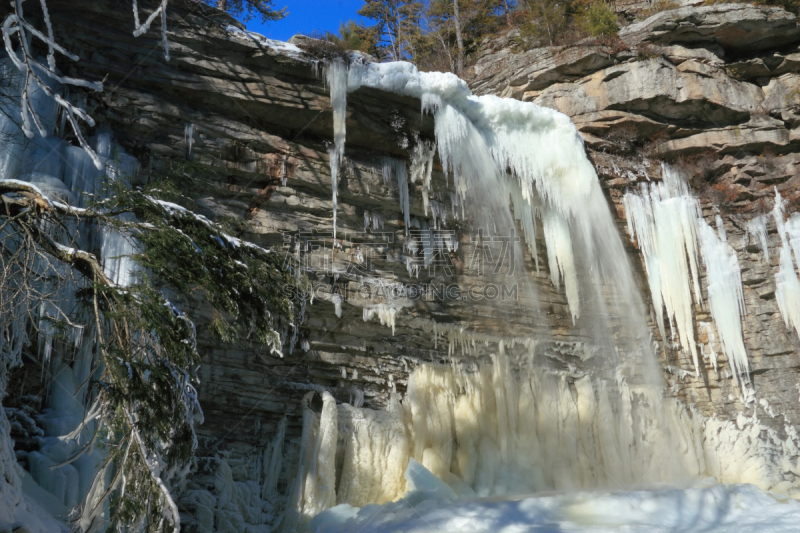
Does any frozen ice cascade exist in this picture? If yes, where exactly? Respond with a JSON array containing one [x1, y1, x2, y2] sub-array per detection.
[[623, 165, 751, 388], [772, 190, 800, 340], [0, 62, 140, 531], [278, 59, 800, 533]]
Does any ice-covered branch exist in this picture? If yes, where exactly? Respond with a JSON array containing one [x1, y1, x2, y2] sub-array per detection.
[[2, 0, 104, 169], [132, 0, 170, 60]]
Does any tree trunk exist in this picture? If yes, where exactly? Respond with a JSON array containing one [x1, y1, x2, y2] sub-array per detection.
[[217, 0, 227, 11], [452, 0, 465, 75]]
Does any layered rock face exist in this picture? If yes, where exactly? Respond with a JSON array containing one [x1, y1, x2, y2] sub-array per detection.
[[471, 0, 800, 455], [3, 1, 800, 531]]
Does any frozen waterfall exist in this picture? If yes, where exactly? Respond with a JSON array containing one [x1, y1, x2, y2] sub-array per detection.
[[281, 57, 800, 533]]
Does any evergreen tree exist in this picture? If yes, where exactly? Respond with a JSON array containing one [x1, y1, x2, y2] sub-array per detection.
[[417, 0, 507, 73], [0, 164, 306, 532], [358, 0, 424, 61], [324, 20, 384, 58], [212, 0, 287, 23]]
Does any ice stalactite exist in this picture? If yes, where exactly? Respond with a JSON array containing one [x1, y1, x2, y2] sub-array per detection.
[[409, 140, 435, 216], [542, 208, 579, 323], [381, 157, 411, 235], [362, 304, 399, 335], [326, 61, 348, 240], [746, 215, 770, 263], [771, 191, 800, 339], [363, 210, 384, 232], [185, 122, 195, 156], [697, 216, 749, 387], [624, 166, 752, 385], [623, 165, 704, 374]]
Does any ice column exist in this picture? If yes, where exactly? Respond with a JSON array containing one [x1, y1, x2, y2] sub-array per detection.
[[326, 61, 348, 240]]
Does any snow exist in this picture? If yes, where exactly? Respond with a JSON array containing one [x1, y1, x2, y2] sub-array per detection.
[[222, 25, 304, 57], [313, 478, 800, 533]]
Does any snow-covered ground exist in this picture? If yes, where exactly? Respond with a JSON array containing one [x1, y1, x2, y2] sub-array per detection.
[[311, 460, 800, 533]]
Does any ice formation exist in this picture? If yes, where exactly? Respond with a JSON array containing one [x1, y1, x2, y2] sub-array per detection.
[[0, 61, 147, 532], [623, 165, 704, 373], [285, 336, 800, 530], [362, 304, 399, 335], [185, 122, 195, 155], [382, 157, 411, 235], [623, 166, 752, 384], [772, 191, 800, 339], [746, 214, 770, 263], [344, 61, 614, 319], [697, 216, 749, 386], [325, 61, 348, 240]]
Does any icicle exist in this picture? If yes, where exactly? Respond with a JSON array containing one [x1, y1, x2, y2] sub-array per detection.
[[542, 208, 579, 323], [382, 157, 411, 235], [772, 190, 800, 339], [363, 304, 399, 335], [697, 216, 749, 387], [410, 139, 435, 215], [184, 122, 194, 155], [623, 165, 702, 374], [325, 61, 348, 240], [745, 215, 770, 263]]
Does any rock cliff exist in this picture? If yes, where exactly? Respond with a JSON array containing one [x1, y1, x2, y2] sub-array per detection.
[[3, 1, 800, 531]]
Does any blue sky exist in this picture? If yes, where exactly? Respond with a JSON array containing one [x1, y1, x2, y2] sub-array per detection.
[[245, 0, 369, 42]]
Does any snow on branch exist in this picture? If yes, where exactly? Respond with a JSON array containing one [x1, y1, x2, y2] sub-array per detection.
[[2, 0, 173, 173], [132, 0, 171, 60], [2, 0, 104, 168]]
